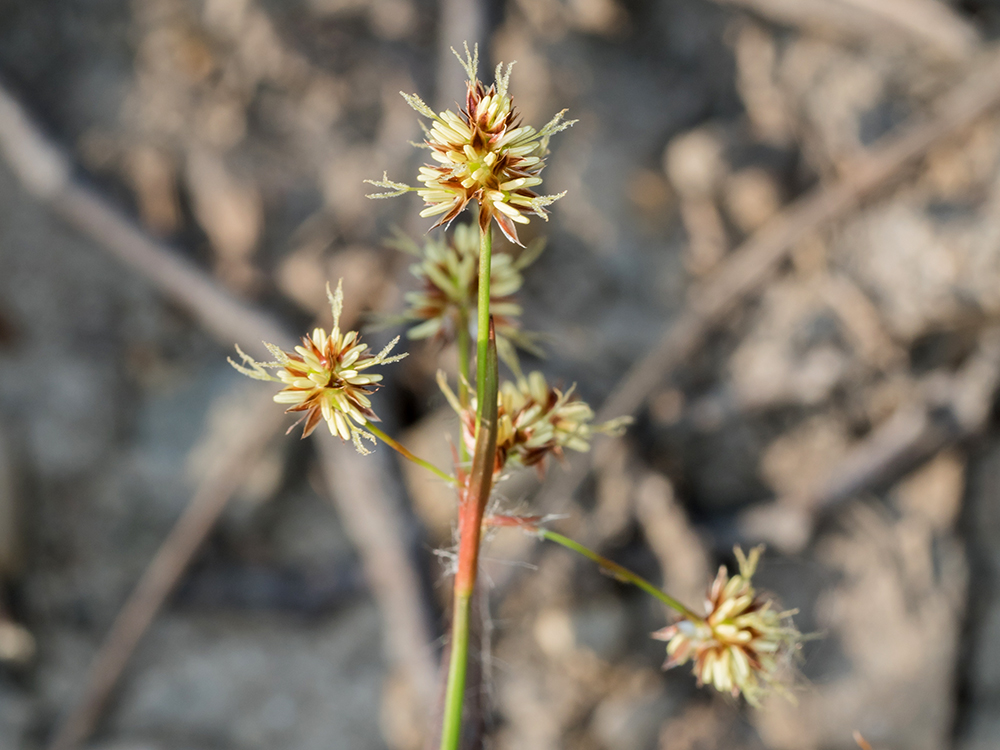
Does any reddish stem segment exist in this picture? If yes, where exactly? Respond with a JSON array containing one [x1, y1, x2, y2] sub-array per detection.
[[439, 318, 498, 750], [455, 319, 498, 593]]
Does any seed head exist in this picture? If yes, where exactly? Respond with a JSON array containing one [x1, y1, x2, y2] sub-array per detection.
[[229, 280, 407, 452], [440, 370, 631, 475], [652, 546, 802, 707], [366, 42, 575, 245]]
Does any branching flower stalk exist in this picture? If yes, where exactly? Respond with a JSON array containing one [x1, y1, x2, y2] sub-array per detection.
[[363, 421, 457, 486], [231, 40, 808, 750], [367, 45, 583, 747], [536, 529, 703, 621], [487, 515, 803, 708]]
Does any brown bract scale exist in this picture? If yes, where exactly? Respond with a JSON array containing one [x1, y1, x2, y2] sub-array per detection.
[[366, 43, 575, 245], [439, 370, 631, 476], [228, 280, 406, 453], [652, 546, 803, 707]]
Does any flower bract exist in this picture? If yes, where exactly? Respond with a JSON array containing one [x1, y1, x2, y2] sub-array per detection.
[[229, 280, 406, 452]]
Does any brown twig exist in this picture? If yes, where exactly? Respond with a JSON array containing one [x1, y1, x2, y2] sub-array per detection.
[[47, 395, 285, 750], [0, 80, 437, 747], [740, 325, 1000, 552], [0, 86, 287, 359], [711, 0, 980, 62], [314, 437, 437, 695], [0, 426, 21, 580], [601, 45, 1000, 426], [523, 45, 1000, 520]]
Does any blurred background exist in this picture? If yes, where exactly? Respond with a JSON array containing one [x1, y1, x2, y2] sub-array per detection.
[[1, 0, 1000, 748]]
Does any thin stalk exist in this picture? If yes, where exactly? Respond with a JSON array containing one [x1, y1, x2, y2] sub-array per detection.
[[456, 306, 471, 464], [534, 528, 704, 623], [439, 320, 499, 750], [475, 225, 492, 424], [439, 590, 471, 750], [364, 421, 457, 486]]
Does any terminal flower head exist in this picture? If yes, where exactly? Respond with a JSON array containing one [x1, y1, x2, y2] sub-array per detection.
[[440, 370, 631, 475], [366, 42, 575, 245], [652, 546, 802, 707], [229, 280, 406, 452]]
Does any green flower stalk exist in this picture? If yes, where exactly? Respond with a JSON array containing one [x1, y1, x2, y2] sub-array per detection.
[[363, 41, 639, 750], [492, 518, 804, 708], [440, 319, 499, 750]]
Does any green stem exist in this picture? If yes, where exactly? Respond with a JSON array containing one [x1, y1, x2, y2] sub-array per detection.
[[456, 307, 471, 464], [475, 225, 492, 425], [535, 528, 703, 622], [439, 590, 471, 750], [438, 221, 498, 750], [438, 323, 498, 750], [364, 421, 457, 486]]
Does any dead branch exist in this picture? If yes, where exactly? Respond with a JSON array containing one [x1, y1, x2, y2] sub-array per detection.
[[530, 45, 1000, 517], [315, 437, 437, 695], [711, 0, 980, 62], [472, 45, 1000, 605], [0, 85, 288, 360], [634, 473, 712, 608], [47, 395, 285, 750], [740, 326, 1000, 552], [595, 44, 1000, 428], [0, 80, 436, 747]]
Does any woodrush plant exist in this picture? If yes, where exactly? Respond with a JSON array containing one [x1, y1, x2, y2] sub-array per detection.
[[233, 43, 804, 748]]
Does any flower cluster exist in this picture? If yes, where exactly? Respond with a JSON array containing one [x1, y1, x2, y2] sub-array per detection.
[[386, 222, 544, 358], [366, 43, 575, 245], [226, 37, 817, 747], [440, 370, 631, 475], [652, 546, 802, 706], [229, 280, 406, 451]]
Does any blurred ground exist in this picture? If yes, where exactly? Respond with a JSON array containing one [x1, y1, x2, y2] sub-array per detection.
[[1, 1, 1000, 749]]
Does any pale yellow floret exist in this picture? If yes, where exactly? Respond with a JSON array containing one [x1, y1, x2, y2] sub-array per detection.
[[366, 42, 575, 241], [228, 278, 407, 451], [451, 370, 632, 472], [653, 545, 803, 706]]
